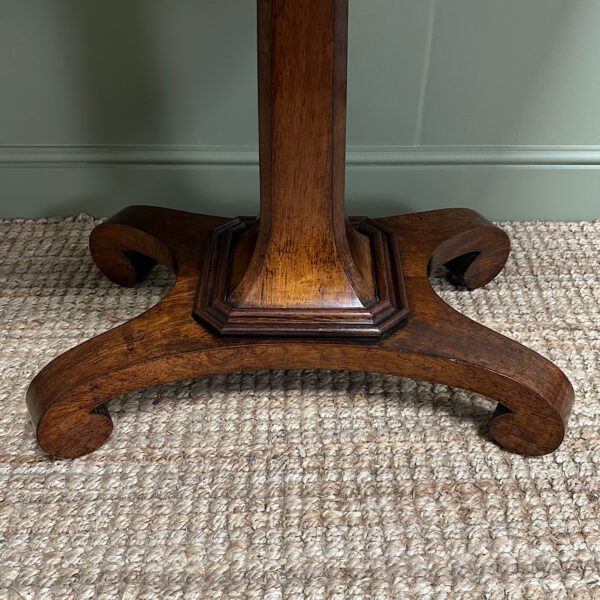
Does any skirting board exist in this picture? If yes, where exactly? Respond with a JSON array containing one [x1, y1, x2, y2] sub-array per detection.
[[0, 146, 599, 220]]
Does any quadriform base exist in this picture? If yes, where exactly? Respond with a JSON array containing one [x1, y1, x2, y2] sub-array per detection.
[[26, 205, 574, 458]]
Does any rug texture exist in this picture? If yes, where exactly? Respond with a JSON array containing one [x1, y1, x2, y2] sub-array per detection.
[[0, 215, 599, 600]]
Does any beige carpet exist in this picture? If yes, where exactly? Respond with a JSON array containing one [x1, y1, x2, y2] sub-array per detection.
[[0, 216, 599, 599]]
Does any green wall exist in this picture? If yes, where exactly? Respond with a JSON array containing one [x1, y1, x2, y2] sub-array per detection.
[[1, 0, 599, 220]]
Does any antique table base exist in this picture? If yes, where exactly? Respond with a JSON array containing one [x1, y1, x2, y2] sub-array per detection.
[[27, 0, 574, 458]]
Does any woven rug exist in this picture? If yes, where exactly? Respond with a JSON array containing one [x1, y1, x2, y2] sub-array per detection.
[[0, 216, 598, 599]]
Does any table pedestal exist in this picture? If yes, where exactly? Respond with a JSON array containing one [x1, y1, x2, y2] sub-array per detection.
[[27, 0, 574, 458]]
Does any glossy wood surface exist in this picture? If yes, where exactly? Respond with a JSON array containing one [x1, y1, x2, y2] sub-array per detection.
[[233, 0, 364, 308], [27, 206, 574, 458]]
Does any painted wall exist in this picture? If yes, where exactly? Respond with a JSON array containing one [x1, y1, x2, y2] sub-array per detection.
[[0, 0, 599, 220]]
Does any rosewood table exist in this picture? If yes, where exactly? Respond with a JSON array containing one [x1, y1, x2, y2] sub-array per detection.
[[27, 0, 574, 458]]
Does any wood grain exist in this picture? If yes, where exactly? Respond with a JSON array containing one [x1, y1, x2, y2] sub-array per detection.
[[27, 206, 574, 458], [233, 0, 363, 309]]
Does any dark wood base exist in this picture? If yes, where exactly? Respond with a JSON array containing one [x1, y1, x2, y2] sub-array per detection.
[[193, 217, 408, 337], [26, 205, 574, 458]]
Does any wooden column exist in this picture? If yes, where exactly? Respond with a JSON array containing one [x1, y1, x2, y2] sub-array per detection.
[[194, 0, 407, 336], [231, 0, 371, 308]]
